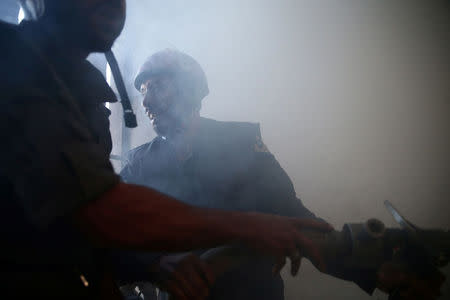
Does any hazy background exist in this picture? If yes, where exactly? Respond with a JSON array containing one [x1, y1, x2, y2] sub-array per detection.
[[110, 1, 450, 299], [1, 0, 448, 299]]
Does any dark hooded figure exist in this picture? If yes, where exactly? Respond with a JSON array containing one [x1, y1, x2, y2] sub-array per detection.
[[0, 1, 341, 299], [120, 49, 445, 300]]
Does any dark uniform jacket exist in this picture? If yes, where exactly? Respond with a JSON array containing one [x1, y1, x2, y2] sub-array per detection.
[[0, 21, 119, 299], [120, 117, 317, 300]]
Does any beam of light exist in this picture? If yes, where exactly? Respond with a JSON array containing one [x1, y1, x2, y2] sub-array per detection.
[[105, 63, 112, 109], [18, 7, 25, 24]]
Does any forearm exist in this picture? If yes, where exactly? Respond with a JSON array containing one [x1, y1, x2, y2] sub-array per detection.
[[74, 182, 241, 252]]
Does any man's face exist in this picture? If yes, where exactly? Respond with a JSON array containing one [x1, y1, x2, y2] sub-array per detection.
[[141, 74, 195, 138], [47, 0, 126, 52]]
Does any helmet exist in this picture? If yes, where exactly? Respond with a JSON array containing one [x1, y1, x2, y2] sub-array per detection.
[[18, 0, 45, 21], [134, 49, 209, 103]]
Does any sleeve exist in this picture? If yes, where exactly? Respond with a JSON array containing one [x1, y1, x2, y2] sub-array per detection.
[[0, 95, 119, 229], [249, 151, 317, 218], [236, 125, 316, 218]]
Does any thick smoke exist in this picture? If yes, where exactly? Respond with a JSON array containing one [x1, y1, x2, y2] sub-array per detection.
[[107, 2, 450, 299]]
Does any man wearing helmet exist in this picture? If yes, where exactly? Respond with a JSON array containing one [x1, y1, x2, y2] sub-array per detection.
[[0, 1, 335, 299], [120, 49, 345, 300], [120, 49, 445, 300]]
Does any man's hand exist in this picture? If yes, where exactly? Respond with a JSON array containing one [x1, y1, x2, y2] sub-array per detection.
[[377, 262, 446, 300], [150, 253, 215, 300], [237, 212, 333, 275]]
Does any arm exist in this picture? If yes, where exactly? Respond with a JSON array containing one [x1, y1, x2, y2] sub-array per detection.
[[74, 182, 330, 260], [74, 182, 242, 252], [244, 150, 317, 219], [74, 181, 331, 300]]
